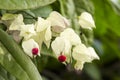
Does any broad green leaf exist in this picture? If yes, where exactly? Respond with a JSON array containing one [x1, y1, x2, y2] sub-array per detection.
[[0, 29, 42, 80], [0, 43, 30, 80], [0, 0, 56, 10], [0, 65, 9, 80], [7, 73, 16, 80], [0, 65, 17, 80], [30, 5, 53, 18]]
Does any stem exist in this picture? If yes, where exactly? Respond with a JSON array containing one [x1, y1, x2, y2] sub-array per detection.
[[33, 56, 38, 67], [59, 0, 66, 16]]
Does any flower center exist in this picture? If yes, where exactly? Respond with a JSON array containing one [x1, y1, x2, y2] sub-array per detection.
[[58, 55, 66, 62], [32, 48, 39, 55]]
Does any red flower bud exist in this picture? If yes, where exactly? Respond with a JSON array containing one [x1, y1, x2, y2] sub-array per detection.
[[32, 48, 39, 55], [58, 55, 66, 62]]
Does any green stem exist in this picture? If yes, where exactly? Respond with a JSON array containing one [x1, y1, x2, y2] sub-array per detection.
[[33, 56, 38, 67], [0, 29, 42, 80], [59, 0, 66, 16]]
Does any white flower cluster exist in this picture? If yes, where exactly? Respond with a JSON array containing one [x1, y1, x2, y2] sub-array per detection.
[[2, 11, 99, 70]]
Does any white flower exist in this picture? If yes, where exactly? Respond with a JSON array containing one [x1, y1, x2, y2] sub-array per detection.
[[60, 28, 81, 45], [51, 37, 71, 56], [22, 39, 40, 57], [79, 12, 95, 30], [72, 44, 99, 70], [72, 44, 92, 62], [51, 37, 71, 62], [34, 17, 52, 48], [47, 11, 70, 33], [51, 28, 82, 62], [20, 24, 36, 40], [8, 14, 24, 30]]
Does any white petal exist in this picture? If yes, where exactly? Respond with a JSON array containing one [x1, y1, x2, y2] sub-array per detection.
[[35, 17, 51, 32], [47, 11, 69, 33], [45, 26, 52, 41], [74, 61, 85, 70], [20, 24, 36, 40], [51, 36, 72, 62], [79, 12, 95, 30], [22, 39, 40, 57], [9, 14, 24, 30], [44, 40, 51, 48], [51, 37, 65, 56], [60, 28, 81, 45], [63, 38, 72, 55], [44, 26, 52, 48], [72, 44, 91, 62], [87, 47, 100, 60]]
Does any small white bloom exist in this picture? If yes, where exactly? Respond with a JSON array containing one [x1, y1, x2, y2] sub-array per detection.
[[34, 17, 52, 48], [35, 17, 51, 33], [72, 44, 91, 62], [72, 44, 99, 70], [22, 39, 40, 57], [51, 37, 71, 56], [9, 14, 24, 30], [79, 12, 95, 30], [60, 28, 81, 45], [47, 11, 70, 33], [20, 24, 36, 40]]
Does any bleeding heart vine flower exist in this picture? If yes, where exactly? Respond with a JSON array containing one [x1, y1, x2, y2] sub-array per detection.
[[22, 39, 40, 58], [60, 28, 81, 46], [72, 44, 99, 70], [51, 36, 71, 62], [34, 17, 52, 48], [51, 28, 81, 63], [47, 11, 70, 33], [79, 12, 95, 30], [20, 24, 36, 40], [1, 11, 99, 71], [1, 14, 24, 30]]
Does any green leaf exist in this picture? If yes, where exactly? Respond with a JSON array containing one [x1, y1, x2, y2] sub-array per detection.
[[0, 43, 30, 80], [30, 5, 53, 18], [0, 65, 9, 80], [0, 0, 56, 10], [0, 29, 42, 80]]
